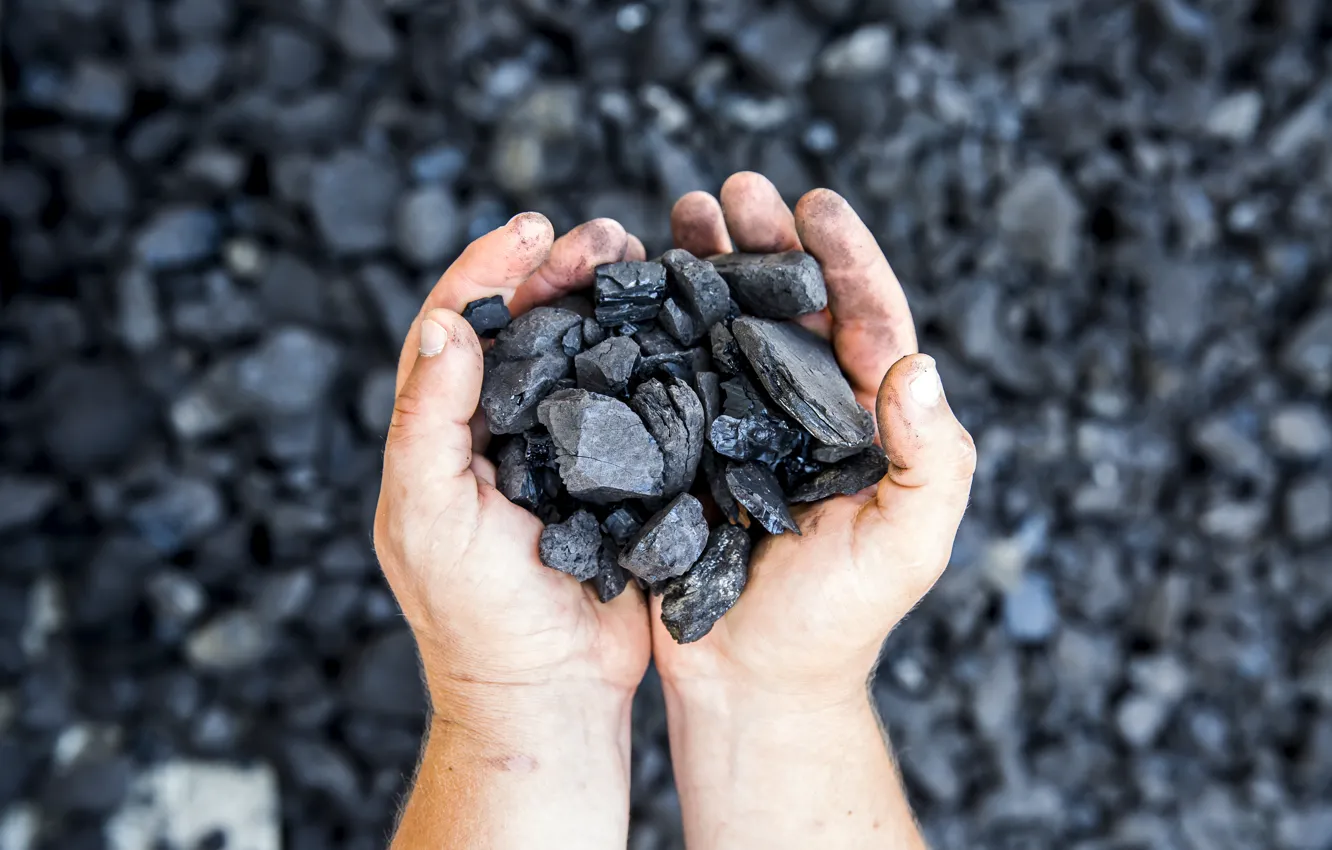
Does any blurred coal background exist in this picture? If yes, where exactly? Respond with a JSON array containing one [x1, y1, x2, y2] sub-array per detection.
[[3, 0, 1332, 847]]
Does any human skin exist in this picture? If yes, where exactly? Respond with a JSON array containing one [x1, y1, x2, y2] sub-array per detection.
[[654, 173, 977, 849]]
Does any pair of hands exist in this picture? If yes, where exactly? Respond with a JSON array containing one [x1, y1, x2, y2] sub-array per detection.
[[373, 172, 976, 846]]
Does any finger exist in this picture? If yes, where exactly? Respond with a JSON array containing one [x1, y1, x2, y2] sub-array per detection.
[[719, 172, 801, 253], [855, 355, 976, 604], [509, 218, 630, 316], [625, 233, 647, 261], [386, 308, 486, 487], [671, 191, 732, 256], [794, 189, 917, 405], [397, 213, 555, 393]]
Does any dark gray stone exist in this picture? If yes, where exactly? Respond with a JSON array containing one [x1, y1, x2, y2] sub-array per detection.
[[259, 24, 325, 92], [662, 249, 730, 339], [134, 206, 220, 269], [1281, 308, 1332, 392], [481, 354, 570, 434], [462, 296, 511, 339], [335, 0, 398, 61], [630, 378, 706, 498], [790, 445, 889, 502], [694, 371, 722, 431], [660, 298, 697, 345], [60, 61, 130, 122], [594, 261, 668, 326], [660, 525, 750, 643], [619, 494, 710, 583], [592, 538, 630, 603], [129, 477, 225, 554], [0, 475, 59, 532], [1004, 573, 1059, 644], [538, 510, 603, 580], [702, 449, 741, 524], [236, 327, 342, 415], [708, 414, 803, 464], [710, 252, 828, 319], [185, 609, 273, 671], [1286, 475, 1332, 543], [538, 389, 664, 502], [582, 316, 607, 348], [725, 462, 799, 534], [343, 629, 428, 720], [309, 150, 402, 254], [492, 307, 584, 361], [709, 322, 743, 375], [575, 336, 641, 396], [396, 185, 460, 267], [731, 317, 875, 448], [602, 507, 642, 547], [732, 6, 823, 90], [41, 362, 150, 473]]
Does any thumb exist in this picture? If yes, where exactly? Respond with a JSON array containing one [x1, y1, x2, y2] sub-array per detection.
[[855, 353, 977, 604], [386, 308, 485, 482]]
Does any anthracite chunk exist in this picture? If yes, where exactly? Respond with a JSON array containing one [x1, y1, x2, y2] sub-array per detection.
[[491, 307, 584, 361], [461, 295, 511, 338], [709, 323, 742, 375], [702, 450, 740, 523], [662, 248, 730, 341], [574, 336, 640, 397], [497, 438, 541, 509], [726, 462, 800, 534], [594, 261, 668, 326], [694, 371, 722, 432], [630, 378, 705, 499], [603, 507, 642, 547], [634, 326, 684, 356], [660, 297, 697, 345], [708, 414, 802, 464], [538, 389, 664, 503], [731, 317, 875, 448], [790, 445, 889, 502], [660, 525, 750, 644], [592, 538, 630, 602], [582, 316, 607, 349], [538, 510, 602, 580], [812, 443, 864, 464], [710, 251, 828, 319], [618, 493, 709, 583], [481, 353, 569, 434]]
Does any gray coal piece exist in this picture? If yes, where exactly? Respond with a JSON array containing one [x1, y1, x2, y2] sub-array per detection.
[[709, 323, 743, 375], [491, 306, 583, 361], [461, 295, 511, 339], [594, 261, 668, 326], [592, 538, 631, 603], [694, 371, 722, 432], [702, 449, 741, 524], [574, 336, 641, 397], [708, 414, 802, 464], [710, 251, 828, 319], [481, 353, 570, 434], [630, 377, 705, 499], [538, 389, 664, 503], [660, 525, 751, 644], [538, 510, 603, 580], [660, 297, 697, 345], [602, 507, 643, 547], [790, 445, 890, 503], [662, 248, 730, 340], [725, 462, 800, 534], [731, 317, 875, 448], [618, 493, 710, 583], [497, 438, 542, 509]]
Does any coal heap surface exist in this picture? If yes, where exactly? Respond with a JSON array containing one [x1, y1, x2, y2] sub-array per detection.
[[4, 1, 1331, 847]]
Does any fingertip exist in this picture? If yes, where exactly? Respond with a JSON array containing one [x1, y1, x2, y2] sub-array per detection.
[[671, 191, 731, 257], [503, 211, 556, 270], [509, 217, 629, 315], [793, 188, 857, 247], [720, 172, 799, 253], [625, 233, 647, 261]]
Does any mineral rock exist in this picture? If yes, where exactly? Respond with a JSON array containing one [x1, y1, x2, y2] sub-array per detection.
[[709, 323, 743, 375], [790, 445, 889, 502], [581, 317, 607, 348], [594, 261, 668, 326], [660, 298, 697, 345], [497, 439, 542, 509], [603, 507, 643, 547], [694, 371, 722, 431], [812, 443, 864, 463], [525, 431, 557, 467], [635, 326, 684, 356], [592, 538, 630, 603], [538, 389, 664, 502], [491, 307, 584, 361], [636, 349, 711, 383], [461, 295, 511, 339], [630, 378, 706, 498], [660, 525, 751, 643], [575, 336, 641, 397], [711, 252, 828, 319], [662, 248, 731, 338], [709, 414, 802, 464], [726, 462, 800, 534], [538, 510, 602, 580], [618, 493, 709, 583], [481, 354, 570, 434], [702, 450, 741, 524], [731, 317, 875, 448]]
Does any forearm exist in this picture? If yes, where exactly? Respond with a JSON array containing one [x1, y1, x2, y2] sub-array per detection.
[[663, 675, 925, 850], [392, 680, 634, 849]]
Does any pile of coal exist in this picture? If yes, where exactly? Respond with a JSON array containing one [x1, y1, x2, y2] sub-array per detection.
[[470, 249, 887, 643]]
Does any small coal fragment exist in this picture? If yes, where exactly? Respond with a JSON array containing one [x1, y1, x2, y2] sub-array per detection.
[[812, 443, 865, 463], [525, 431, 556, 466], [603, 507, 642, 547], [582, 317, 607, 348], [709, 414, 803, 464], [575, 336, 641, 396], [491, 307, 583, 361], [702, 449, 741, 523], [732, 317, 875, 448], [592, 538, 630, 603], [662, 248, 730, 340], [636, 350, 709, 383], [497, 439, 542, 509], [695, 371, 723, 431], [726, 462, 800, 534], [721, 375, 772, 419], [711, 251, 828, 319], [538, 389, 664, 502], [635, 326, 685, 356], [594, 261, 668, 326], [538, 510, 602, 580], [619, 493, 710, 583], [660, 525, 751, 644], [481, 354, 570, 434], [660, 298, 697, 345], [461, 295, 510, 339], [709, 323, 743, 375], [630, 378, 706, 498], [791, 445, 889, 502], [561, 323, 583, 356]]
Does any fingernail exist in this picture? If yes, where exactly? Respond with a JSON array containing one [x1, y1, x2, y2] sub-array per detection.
[[909, 366, 942, 407], [419, 317, 447, 357]]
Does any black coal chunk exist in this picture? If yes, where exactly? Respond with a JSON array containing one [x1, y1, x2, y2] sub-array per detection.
[[709, 323, 743, 375], [594, 261, 668, 326], [660, 525, 751, 644], [481, 353, 569, 434], [618, 493, 709, 583], [575, 336, 640, 396], [660, 297, 697, 345], [812, 442, 865, 463], [630, 377, 706, 498], [725, 462, 799, 535], [731, 317, 875, 448], [636, 348, 712, 383], [709, 415, 802, 464], [634, 326, 684, 356], [538, 389, 664, 503], [491, 307, 583, 361], [582, 317, 607, 348], [461, 295, 511, 339], [591, 538, 630, 603], [525, 431, 557, 466], [790, 445, 889, 502], [711, 251, 828, 319], [538, 510, 602, 580], [694, 371, 722, 431], [497, 438, 542, 509], [702, 450, 741, 523], [662, 248, 730, 340], [602, 507, 642, 547]]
